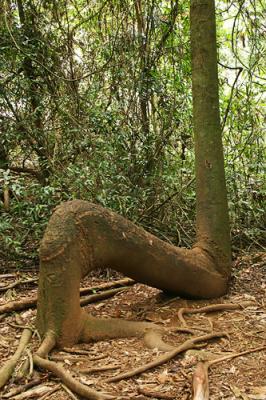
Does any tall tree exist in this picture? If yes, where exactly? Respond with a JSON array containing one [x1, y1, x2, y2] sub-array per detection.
[[36, 0, 231, 351]]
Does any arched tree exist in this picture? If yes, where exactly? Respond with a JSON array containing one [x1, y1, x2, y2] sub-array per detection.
[[37, 0, 231, 346], [35, 0, 231, 397]]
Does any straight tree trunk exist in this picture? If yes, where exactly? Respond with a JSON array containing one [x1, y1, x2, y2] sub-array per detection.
[[190, 0, 231, 275]]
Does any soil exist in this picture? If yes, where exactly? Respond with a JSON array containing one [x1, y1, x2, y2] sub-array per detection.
[[0, 252, 265, 400]]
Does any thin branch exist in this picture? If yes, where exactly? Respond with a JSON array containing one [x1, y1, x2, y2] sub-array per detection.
[[0, 281, 134, 314], [221, 67, 243, 132], [0, 277, 38, 292]]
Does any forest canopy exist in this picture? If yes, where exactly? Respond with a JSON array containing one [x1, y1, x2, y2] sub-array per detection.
[[0, 0, 265, 264]]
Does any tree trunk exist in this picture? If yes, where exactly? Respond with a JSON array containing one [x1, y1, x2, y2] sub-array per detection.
[[190, 0, 231, 275], [37, 0, 231, 348]]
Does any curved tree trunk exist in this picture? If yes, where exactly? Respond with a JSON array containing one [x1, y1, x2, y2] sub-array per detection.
[[37, 0, 231, 348], [37, 200, 228, 346]]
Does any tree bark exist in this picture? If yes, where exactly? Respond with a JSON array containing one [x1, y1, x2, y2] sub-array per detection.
[[190, 0, 231, 275], [37, 200, 228, 347]]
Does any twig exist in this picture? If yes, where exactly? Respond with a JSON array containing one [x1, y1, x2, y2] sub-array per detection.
[[26, 348, 34, 377], [0, 274, 16, 279], [80, 287, 128, 307], [191, 345, 266, 400], [0, 328, 32, 389], [40, 385, 61, 400], [138, 387, 174, 399], [105, 332, 226, 383], [50, 355, 90, 363], [207, 345, 266, 367], [221, 67, 243, 132], [62, 348, 90, 355], [78, 365, 120, 374], [177, 303, 251, 326], [0, 282, 133, 314], [80, 278, 135, 295], [2, 378, 43, 398], [11, 384, 60, 400], [0, 278, 38, 292]]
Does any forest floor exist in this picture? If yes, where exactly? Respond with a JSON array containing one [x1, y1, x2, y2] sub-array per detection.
[[0, 252, 265, 400]]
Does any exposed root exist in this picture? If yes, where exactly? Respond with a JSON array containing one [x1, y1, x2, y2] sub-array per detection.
[[191, 345, 266, 400], [80, 313, 176, 352], [35, 330, 57, 358], [33, 354, 115, 400], [0, 328, 32, 389], [80, 313, 158, 342], [177, 302, 252, 326], [105, 332, 226, 383], [192, 362, 209, 400], [143, 330, 175, 352], [32, 330, 115, 400]]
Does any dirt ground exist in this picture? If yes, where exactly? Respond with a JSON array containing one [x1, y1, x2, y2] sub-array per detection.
[[0, 252, 265, 399]]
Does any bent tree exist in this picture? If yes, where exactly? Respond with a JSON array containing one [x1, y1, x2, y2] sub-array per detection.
[[35, 0, 231, 394]]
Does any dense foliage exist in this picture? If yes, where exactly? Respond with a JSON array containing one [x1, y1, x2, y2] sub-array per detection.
[[0, 0, 265, 265]]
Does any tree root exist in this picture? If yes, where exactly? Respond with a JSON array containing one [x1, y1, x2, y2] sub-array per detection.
[[105, 332, 226, 383], [0, 282, 133, 315], [191, 345, 266, 400], [177, 302, 252, 326], [31, 331, 116, 400], [143, 330, 175, 352], [192, 362, 209, 400], [0, 328, 32, 389], [33, 354, 115, 400], [61, 383, 80, 400]]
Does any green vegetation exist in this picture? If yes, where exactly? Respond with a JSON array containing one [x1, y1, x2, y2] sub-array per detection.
[[0, 0, 265, 265]]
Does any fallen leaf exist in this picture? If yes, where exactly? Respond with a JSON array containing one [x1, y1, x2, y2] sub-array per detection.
[[80, 377, 94, 386], [248, 386, 266, 400], [157, 369, 168, 384]]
